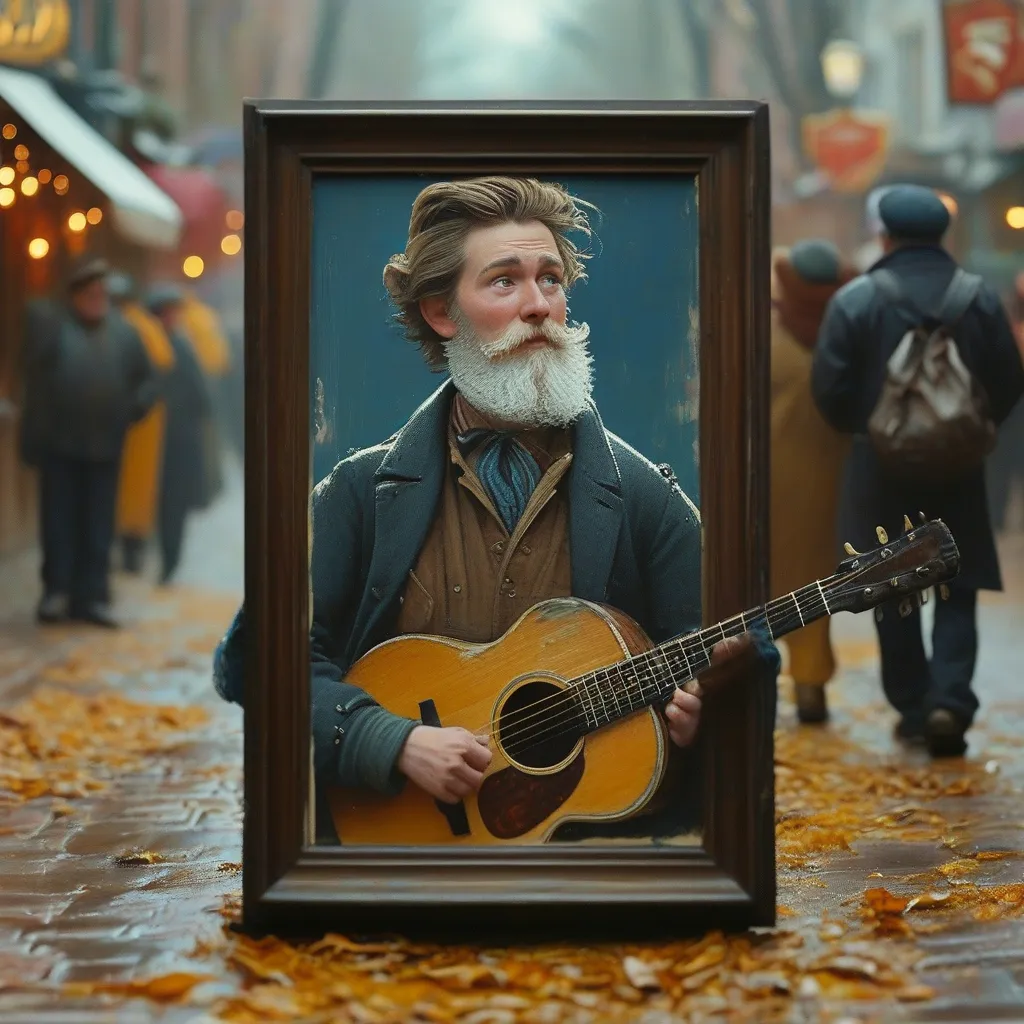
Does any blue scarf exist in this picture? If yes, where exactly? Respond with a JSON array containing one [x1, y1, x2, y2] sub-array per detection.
[[457, 428, 542, 534]]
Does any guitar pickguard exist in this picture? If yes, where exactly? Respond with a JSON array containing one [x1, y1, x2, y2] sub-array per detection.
[[477, 751, 586, 839]]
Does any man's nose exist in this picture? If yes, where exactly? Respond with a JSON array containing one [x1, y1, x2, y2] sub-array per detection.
[[519, 281, 551, 322]]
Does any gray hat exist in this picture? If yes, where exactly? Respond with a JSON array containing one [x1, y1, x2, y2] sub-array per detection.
[[67, 255, 109, 291], [877, 185, 950, 241], [789, 239, 843, 284], [106, 272, 136, 301], [146, 283, 185, 313]]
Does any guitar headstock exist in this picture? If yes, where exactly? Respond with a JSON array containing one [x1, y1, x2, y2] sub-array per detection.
[[827, 515, 960, 616]]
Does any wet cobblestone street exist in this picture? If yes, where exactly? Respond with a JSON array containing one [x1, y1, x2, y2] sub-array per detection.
[[1, 459, 1023, 1022]]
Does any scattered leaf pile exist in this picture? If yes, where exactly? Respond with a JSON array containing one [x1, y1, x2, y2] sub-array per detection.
[[202, 928, 930, 1023], [774, 725, 996, 869], [0, 686, 209, 804], [861, 882, 1024, 936]]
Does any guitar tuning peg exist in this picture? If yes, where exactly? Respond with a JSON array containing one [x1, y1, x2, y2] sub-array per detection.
[[876, 526, 889, 544], [918, 512, 927, 524], [904, 514, 914, 532], [843, 541, 862, 556], [939, 584, 951, 601], [899, 598, 913, 618]]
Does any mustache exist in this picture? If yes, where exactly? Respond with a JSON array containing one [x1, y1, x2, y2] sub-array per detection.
[[479, 318, 585, 359]]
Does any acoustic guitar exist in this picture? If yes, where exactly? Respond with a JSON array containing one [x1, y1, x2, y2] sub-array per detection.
[[328, 516, 960, 845]]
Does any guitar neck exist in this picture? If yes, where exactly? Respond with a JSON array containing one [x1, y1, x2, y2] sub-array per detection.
[[571, 577, 835, 733]]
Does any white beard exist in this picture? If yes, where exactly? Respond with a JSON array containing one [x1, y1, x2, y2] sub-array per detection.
[[444, 310, 594, 428]]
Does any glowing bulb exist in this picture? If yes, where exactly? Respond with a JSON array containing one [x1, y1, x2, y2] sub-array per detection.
[[27, 237, 49, 259], [13, 144, 28, 161], [20, 175, 37, 196], [37, 168, 51, 184], [15, 160, 28, 174], [220, 233, 242, 256], [67, 211, 86, 232], [0, 166, 13, 186], [0, 187, 15, 208], [86, 206, 103, 225], [182, 255, 204, 278], [1, 123, 16, 139], [1006, 207, 1024, 230], [53, 174, 69, 194], [225, 209, 244, 230]]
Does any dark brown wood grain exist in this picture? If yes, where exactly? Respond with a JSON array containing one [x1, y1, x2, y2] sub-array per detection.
[[243, 100, 772, 939], [478, 755, 587, 840]]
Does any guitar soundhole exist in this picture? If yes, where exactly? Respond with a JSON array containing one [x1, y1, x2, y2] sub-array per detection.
[[497, 680, 580, 770]]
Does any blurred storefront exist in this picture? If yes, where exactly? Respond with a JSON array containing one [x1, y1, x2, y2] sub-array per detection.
[[0, 61, 182, 555]]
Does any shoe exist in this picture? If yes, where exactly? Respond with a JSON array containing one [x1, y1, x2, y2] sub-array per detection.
[[925, 708, 968, 758], [72, 603, 120, 629], [795, 683, 828, 724], [36, 593, 69, 624], [894, 717, 926, 746]]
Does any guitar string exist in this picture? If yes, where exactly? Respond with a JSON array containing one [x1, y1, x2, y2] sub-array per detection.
[[493, 552, 938, 758], [496, 604, 811, 760], [485, 556, 917, 757], [491, 549, 931, 755], [480, 569, 856, 752]]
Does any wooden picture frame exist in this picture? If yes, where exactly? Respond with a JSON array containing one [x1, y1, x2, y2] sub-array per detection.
[[242, 100, 772, 939]]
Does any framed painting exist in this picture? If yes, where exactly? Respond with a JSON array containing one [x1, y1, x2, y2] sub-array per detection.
[[242, 100, 773, 938]]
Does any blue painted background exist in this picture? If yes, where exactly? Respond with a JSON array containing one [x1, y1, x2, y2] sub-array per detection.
[[310, 174, 700, 503]]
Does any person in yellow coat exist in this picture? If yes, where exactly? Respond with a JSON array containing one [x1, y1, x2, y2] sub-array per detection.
[[770, 240, 856, 724], [178, 288, 231, 507], [109, 273, 176, 573]]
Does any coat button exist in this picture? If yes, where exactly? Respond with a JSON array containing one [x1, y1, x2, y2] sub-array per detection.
[[371, 586, 382, 600], [453, 584, 462, 593], [521, 545, 531, 555], [507, 589, 516, 598], [336, 705, 343, 713]]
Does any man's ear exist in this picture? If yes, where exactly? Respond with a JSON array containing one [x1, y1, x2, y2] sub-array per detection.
[[419, 296, 458, 340]]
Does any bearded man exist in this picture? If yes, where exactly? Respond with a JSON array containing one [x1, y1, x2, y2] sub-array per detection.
[[215, 176, 779, 841]]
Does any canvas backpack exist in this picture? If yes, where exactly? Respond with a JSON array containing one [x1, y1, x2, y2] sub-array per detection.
[[866, 267, 996, 483]]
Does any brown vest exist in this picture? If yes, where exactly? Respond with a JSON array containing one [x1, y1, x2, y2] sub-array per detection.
[[394, 395, 573, 643]]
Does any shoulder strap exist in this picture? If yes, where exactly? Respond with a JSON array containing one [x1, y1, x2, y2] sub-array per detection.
[[935, 269, 982, 327], [871, 267, 982, 329]]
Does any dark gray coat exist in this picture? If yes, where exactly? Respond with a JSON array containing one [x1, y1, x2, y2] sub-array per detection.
[[215, 380, 704, 789], [812, 245, 1024, 591], [19, 301, 157, 465]]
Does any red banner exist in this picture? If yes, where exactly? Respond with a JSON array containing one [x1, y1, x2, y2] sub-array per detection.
[[802, 109, 890, 194], [943, 0, 1023, 103]]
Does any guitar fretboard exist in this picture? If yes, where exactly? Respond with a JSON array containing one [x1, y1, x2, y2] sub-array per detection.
[[569, 577, 836, 733]]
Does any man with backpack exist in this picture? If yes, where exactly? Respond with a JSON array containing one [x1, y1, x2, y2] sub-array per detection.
[[812, 184, 1024, 758]]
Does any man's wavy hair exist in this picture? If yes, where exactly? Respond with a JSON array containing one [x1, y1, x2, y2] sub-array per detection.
[[382, 176, 596, 370]]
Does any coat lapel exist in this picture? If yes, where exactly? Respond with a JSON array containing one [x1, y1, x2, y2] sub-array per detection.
[[349, 380, 455, 656], [569, 402, 623, 602]]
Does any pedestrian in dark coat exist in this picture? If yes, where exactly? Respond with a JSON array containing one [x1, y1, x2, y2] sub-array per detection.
[[18, 256, 158, 627], [812, 185, 1024, 757], [146, 285, 212, 584]]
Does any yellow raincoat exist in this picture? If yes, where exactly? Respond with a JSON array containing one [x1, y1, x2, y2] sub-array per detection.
[[116, 303, 176, 538], [178, 291, 232, 505], [179, 290, 231, 377]]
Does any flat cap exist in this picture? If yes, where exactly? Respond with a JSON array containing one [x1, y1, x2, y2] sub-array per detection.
[[145, 283, 185, 313], [789, 239, 843, 284], [877, 185, 950, 241], [106, 271, 136, 301], [67, 255, 110, 291]]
